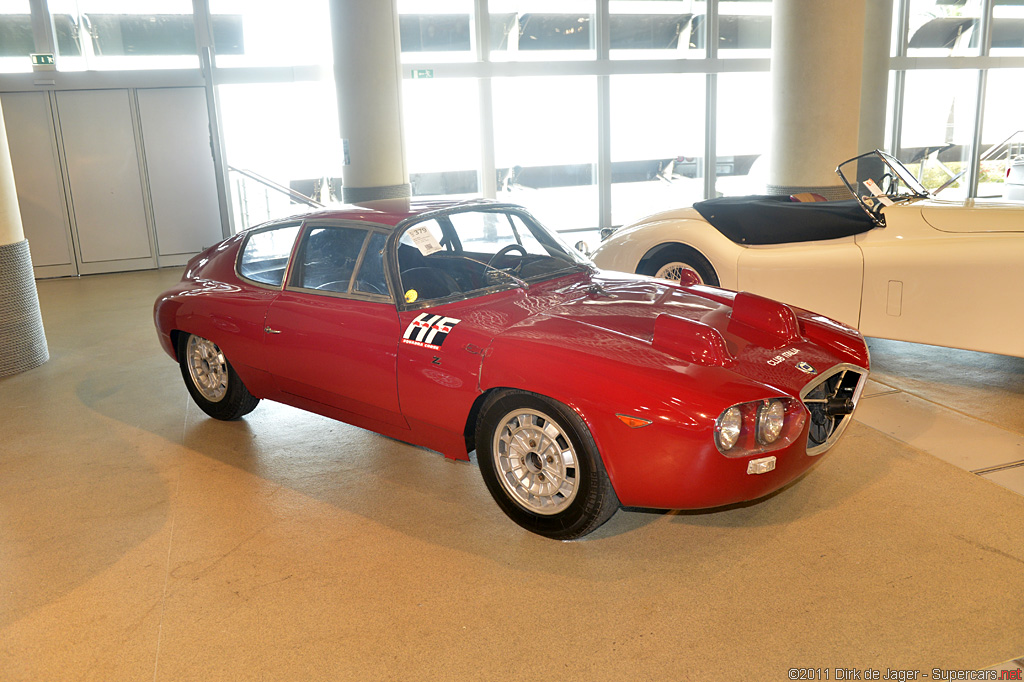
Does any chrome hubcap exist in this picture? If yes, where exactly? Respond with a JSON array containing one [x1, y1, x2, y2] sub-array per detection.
[[186, 335, 228, 403], [493, 408, 579, 515], [654, 261, 702, 283]]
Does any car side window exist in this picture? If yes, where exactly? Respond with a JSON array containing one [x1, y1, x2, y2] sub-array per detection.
[[293, 226, 369, 293], [353, 232, 390, 296], [238, 223, 301, 286]]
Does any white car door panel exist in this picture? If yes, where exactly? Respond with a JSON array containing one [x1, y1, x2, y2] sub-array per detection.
[[736, 237, 863, 329], [857, 227, 1024, 356]]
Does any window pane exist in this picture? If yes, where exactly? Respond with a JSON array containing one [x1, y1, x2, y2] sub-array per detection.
[[218, 81, 343, 231], [398, 0, 474, 63], [906, 0, 982, 57], [978, 69, 1024, 199], [492, 76, 598, 230], [992, 0, 1024, 55], [354, 232, 391, 296], [404, 78, 481, 199], [294, 226, 369, 293], [239, 223, 301, 286], [716, 0, 772, 59], [610, 0, 707, 59], [897, 69, 978, 199], [48, 0, 201, 71], [716, 71, 770, 196], [0, 3, 34, 73], [210, 0, 331, 67], [611, 73, 705, 224], [490, 1, 596, 61]]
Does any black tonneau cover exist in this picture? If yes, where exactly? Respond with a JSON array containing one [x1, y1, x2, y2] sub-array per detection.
[[692, 195, 875, 245]]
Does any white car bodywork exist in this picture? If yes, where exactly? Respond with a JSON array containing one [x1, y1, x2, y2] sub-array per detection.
[[1006, 157, 1024, 201], [592, 156, 1024, 358]]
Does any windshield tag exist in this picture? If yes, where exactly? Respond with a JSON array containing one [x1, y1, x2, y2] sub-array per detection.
[[407, 226, 443, 256], [863, 178, 895, 206]]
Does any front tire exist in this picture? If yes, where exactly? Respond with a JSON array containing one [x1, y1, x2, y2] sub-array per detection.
[[476, 390, 619, 540], [178, 333, 260, 421], [638, 244, 719, 286]]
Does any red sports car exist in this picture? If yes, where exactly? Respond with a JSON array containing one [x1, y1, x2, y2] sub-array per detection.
[[154, 200, 869, 539]]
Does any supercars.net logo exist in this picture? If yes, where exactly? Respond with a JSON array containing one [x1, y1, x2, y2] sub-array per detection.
[[402, 313, 461, 350]]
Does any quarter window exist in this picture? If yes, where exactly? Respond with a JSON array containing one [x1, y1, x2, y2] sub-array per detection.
[[238, 222, 300, 286]]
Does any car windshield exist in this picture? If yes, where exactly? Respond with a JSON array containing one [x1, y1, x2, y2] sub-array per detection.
[[394, 205, 590, 305], [836, 150, 930, 224]]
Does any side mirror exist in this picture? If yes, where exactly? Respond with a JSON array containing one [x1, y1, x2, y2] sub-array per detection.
[[574, 240, 591, 256]]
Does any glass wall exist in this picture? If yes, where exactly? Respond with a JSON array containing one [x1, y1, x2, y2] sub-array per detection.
[[610, 73, 705, 225], [893, 0, 1024, 200], [897, 69, 979, 199], [492, 76, 598, 229]]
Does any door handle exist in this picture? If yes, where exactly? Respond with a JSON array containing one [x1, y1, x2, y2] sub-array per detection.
[[264, 326, 281, 335]]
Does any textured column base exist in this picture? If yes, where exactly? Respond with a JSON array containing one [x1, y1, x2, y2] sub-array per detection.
[[0, 240, 49, 377], [765, 183, 850, 201], [342, 183, 411, 204]]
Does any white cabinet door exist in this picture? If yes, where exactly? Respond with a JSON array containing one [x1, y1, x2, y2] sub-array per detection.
[[57, 89, 155, 273], [0, 92, 77, 277], [137, 87, 224, 264]]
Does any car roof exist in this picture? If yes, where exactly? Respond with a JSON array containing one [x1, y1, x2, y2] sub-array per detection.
[[272, 198, 508, 230]]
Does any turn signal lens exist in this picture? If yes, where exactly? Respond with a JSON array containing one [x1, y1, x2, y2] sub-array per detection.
[[616, 414, 652, 428], [757, 399, 785, 445], [716, 406, 743, 451]]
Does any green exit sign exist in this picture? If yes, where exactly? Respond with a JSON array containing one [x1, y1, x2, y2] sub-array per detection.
[[411, 69, 434, 79], [31, 53, 55, 66]]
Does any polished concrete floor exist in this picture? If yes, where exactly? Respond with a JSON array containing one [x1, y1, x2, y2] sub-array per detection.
[[2, 268, 1023, 681]]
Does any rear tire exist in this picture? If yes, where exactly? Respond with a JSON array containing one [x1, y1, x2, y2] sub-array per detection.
[[476, 390, 619, 540], [178, 333, 260, 421], [638, 244, 719, 286]]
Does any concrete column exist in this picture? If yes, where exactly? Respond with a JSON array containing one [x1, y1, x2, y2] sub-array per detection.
[[329, 0, 411, 209], [858, 0, 894, 153], [0, 104, 48, 377], [768, 0, 867, 199]]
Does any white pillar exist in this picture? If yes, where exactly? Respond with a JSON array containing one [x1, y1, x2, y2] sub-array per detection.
[[858, 0, 893, 153], [0, 103, 49, 376], [329, 0, 411, 209], [768, 0, 867, 199]]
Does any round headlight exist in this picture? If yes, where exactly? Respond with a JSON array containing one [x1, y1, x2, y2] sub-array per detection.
[[716, 406, 743, 451], [757, 399, 785, 445]]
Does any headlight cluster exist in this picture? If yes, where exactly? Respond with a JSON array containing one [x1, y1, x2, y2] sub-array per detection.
[[715, 398, 801, 456]]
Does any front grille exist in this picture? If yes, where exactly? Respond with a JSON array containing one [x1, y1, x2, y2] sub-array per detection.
[[799, 364, 867, 456]]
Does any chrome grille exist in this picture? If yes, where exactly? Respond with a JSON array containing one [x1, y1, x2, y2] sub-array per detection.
[[799, 364, 867, 456]]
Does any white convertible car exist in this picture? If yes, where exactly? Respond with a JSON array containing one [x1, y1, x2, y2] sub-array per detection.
[[591, 150, 1024, 358]]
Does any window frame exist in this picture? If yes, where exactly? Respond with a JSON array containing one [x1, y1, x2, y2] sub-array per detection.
[[284, 219, 396, 303], [234, 220, 303, 290]]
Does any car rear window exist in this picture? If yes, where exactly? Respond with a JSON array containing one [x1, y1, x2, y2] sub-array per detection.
[[238, 223, 301, 286]]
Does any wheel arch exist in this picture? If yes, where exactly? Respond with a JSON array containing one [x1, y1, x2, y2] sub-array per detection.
[[593, 219, 741, 289]]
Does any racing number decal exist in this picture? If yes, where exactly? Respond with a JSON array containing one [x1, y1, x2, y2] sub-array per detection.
[[402, 313, 462, 350]]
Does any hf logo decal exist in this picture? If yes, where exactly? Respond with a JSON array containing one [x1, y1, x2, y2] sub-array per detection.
[[402, 313, 462, 350]]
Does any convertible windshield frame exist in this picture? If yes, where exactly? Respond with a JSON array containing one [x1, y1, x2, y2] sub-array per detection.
[[836, 150, 930, 227]]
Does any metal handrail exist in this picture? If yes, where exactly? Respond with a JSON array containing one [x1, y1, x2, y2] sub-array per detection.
[[227, 165, 325, 208], [934, 129, 1024, 194]]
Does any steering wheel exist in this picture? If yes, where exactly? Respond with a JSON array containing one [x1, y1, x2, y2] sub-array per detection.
[[486, 244, 528, 269]]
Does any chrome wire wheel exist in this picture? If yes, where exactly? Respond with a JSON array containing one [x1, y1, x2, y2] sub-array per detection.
[[492, 408, 580, 515], [654, 261, 702, 283], [185, 335, 228, 403]]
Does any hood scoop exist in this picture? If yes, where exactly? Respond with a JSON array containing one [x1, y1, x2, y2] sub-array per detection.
[[729, 291, 802, 346], [652, 314, 734, 367]]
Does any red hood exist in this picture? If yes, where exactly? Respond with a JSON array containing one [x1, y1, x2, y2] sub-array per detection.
[[494, 273, 869, 397]]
